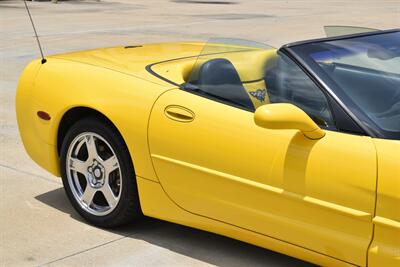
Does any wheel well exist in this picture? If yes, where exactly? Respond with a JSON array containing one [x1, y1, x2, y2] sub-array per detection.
[[57, 107, 120, 156]]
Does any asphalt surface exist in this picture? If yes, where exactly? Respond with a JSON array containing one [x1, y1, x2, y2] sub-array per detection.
[[0, 0, 399, 266]]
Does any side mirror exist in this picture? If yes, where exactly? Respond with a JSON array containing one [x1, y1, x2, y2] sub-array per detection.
[[254, 103, 325, 140]]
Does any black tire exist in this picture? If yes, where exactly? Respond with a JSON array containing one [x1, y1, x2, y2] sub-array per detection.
[[60, 117, 142, 228]]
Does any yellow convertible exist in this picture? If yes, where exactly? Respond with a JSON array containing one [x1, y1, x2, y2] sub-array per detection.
[[16, 30, 399, 266]]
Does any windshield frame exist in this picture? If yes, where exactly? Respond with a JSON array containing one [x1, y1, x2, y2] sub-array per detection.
[[283, 29, 400, 140]]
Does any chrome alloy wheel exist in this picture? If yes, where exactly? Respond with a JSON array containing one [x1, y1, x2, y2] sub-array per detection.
[[66, 132, 122, 216]]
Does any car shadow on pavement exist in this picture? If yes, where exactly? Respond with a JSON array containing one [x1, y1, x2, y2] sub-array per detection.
[[36, 188, 314, 267]]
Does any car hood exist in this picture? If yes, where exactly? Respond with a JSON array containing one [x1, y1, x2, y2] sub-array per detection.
[[50, 41, 205, 85]]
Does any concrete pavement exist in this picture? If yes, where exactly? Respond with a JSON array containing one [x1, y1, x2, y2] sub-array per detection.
[[0, 0, 399, 266]]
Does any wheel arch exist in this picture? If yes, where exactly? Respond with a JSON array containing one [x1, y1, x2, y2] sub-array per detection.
[[57, 107, 130, 161]]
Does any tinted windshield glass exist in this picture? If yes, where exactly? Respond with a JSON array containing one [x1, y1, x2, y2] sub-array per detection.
[[293, 31, 400, 139]]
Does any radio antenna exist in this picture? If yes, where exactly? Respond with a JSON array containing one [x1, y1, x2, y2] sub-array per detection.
[[23, 0, 46, 64]]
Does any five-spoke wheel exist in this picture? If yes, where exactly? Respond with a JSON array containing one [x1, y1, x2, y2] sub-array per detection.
[[66, 133, 121, 216], [60, 117, 141, 227]]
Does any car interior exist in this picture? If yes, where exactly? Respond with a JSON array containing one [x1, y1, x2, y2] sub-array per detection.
[[182, 48, 276, 111], [183, 49, 333, 127]]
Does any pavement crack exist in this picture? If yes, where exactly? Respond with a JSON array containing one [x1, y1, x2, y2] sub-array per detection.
[[0, 163, 62, 185], [37, 236, 128, 266]]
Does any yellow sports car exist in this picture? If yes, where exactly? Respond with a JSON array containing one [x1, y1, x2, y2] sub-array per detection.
[[16, 30, 399, 266]]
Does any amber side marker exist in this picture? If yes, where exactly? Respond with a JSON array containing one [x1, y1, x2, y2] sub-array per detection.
[[37, 111, 51, 121]]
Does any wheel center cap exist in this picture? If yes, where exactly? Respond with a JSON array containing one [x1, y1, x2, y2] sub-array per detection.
[[88, 160, 105, 188], [93, 168, 102, 179]]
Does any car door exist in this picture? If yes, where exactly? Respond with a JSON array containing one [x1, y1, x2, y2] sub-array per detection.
[[368, 139, 400, 267], [148, 51, 377, 266]]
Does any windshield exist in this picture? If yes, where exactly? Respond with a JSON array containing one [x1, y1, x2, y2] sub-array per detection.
[[292, 31, 400, 139]]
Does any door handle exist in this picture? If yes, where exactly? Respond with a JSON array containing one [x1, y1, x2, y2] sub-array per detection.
[[164, 105, 195, 123]]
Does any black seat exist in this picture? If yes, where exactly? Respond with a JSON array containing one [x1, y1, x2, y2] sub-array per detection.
[[197, 58, 254, 111]]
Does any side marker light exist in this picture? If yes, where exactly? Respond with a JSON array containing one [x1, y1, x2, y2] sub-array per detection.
[[37, 111, 51, 121]]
